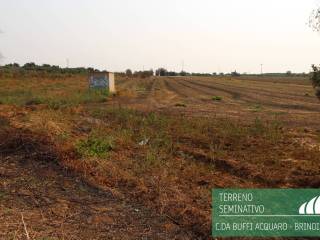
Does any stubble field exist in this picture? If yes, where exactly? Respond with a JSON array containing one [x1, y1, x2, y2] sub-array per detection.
[[0, 74, 319, 239]]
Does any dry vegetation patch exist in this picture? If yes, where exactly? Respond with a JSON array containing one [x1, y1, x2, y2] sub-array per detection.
[[1, 75, 320, 239]]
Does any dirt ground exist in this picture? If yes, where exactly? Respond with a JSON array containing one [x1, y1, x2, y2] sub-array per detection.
[[1, 75, 320, 240], [0, 127, 192, 240]]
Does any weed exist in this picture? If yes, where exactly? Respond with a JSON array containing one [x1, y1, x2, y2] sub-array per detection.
[[0, 191, 6, 200], [77, 89, 109, 104], [249, 118, 282, 142], [0, 89, 35, 106], [47, 99, 69, 110], [250, 118, 265, 136], [25, 97, 43, 106], [175, 103, 187, 107], [145, 149, 159, 167], [75, 135, 114, 158], [212, 96, 222, 101], [251, 104, 263, 112]]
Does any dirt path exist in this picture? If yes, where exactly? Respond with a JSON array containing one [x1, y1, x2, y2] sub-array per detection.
[[0, 129, 192, 240]]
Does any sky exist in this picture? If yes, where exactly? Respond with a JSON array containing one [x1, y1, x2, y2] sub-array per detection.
[[0, 0, 320, 73]]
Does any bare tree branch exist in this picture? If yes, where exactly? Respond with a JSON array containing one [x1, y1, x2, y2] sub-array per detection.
[[309, 7, 320, 31], [0, 29, 3, 60]]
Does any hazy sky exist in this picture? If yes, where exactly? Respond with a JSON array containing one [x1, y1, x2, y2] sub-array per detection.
[[1, 0, 320, 73]]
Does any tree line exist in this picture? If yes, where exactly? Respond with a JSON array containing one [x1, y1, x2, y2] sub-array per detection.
[[0, 62, 307, 79], [0, 62, 103, 78]]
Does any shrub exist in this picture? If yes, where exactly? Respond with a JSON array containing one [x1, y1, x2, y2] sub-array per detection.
[[75, 135, 114, 158], [212, 96, 222, 101]]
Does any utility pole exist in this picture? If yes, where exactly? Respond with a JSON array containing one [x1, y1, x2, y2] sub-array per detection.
[[260, 64, 263, 75]]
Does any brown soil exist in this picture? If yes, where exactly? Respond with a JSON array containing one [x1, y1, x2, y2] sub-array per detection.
[[0, 128, 193, 240]]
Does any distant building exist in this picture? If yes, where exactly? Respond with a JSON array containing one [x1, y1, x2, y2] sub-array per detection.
[[89, 71, 116, 93]]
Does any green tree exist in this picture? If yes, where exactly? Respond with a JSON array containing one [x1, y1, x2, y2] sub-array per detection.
[[310, 65, 320, 99], [156, 68, 167, 76], [125, 69, 133, 76], [23, 62, 37, 70], [309, 7, 320, 99]]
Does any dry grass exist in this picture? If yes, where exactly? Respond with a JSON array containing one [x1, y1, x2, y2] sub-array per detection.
[[1, 74, 320, 239]]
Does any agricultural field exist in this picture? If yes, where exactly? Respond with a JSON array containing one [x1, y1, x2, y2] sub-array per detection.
[[116, 76, 320, 127], [1, 74, 320, 239]]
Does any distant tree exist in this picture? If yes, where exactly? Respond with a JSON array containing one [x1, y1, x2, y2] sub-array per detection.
[[125, 69, 133, 76], [156, 68, 167, 76], [286, 70, 292, 76], [167, 71, 177, 76], [141, 69, 153, 78], [42, 64, 51, 68], [23, 62, 37, 70], [87, 67, 95, 73], [180, 71, 188, 76], [4, 63, 20, 68], [231, 71, 240, 77], [133, 70, 153, 78]]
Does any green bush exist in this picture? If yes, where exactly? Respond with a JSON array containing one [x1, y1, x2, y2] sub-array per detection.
[[75, 135, 114, 158], [212, 96, 222, 101]]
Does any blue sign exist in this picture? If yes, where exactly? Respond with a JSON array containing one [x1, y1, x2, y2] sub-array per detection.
[[89, 76, 109, 89]]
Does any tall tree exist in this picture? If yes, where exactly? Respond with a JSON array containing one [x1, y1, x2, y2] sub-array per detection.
[[309, 7, 320, 99]]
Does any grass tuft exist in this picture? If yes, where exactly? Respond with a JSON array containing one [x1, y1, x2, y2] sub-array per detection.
[[212, 96, 222, 101], [175, 103, 187, 107]]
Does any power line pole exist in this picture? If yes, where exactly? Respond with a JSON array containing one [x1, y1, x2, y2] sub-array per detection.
[[260, 64, 263, 75]]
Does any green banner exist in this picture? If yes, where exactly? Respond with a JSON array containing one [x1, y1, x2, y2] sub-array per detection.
[[212, 189, 320, 237]]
